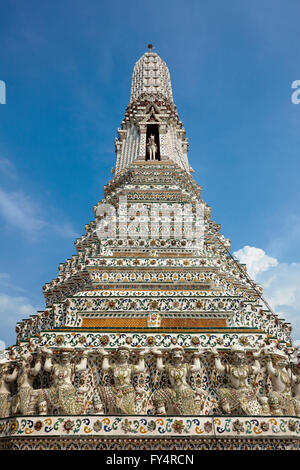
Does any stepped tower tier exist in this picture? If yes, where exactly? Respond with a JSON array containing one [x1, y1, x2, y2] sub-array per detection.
[[115, 50, 191, 174], [21, 158, 291, 343], [1, 47, 299, 452]]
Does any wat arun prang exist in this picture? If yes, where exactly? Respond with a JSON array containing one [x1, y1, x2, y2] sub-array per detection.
[[0, 46, 300, 450]]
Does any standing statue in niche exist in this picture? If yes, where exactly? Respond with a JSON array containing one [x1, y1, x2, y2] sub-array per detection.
[[152, 346, 205, 415], [98, 346, 148, 415], [211, 345, 263, 415], [38, 347, 89, 415], [11, 350, 42, 415], [0, 362, 18, 417], [264, 347, 295, 415], [147, 134, 157, 160]]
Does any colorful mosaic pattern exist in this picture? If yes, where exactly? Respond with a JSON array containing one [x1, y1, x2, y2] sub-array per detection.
[[0, 415, 299, 442]]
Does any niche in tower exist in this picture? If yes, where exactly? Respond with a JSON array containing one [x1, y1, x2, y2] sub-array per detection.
[[146, 124, 160, 161]]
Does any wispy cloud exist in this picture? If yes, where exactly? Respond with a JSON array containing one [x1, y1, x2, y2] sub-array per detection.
[[52, 221, 80, 239], [266, 212, 300, 261], [0, 272, 27, 294], [0, 187, 46, 237], [0, 157, 17, 180], [0, 158, 79, 240], [0, 274, 44, 347], [0, 292, 38, 326]]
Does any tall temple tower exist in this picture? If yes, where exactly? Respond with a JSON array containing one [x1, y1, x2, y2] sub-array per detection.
[[1, 47, 299, 451]]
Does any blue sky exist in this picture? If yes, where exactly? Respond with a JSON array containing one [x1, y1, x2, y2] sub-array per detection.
[[0, 0, 300, 346]]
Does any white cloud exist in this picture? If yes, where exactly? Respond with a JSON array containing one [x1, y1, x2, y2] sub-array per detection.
[[233, 245, 278, 278], [234, 245, 300, 343]]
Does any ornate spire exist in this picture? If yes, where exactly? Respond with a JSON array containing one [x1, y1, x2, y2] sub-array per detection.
[[114, 48, 191, 175], [130, 48, 174, 104]]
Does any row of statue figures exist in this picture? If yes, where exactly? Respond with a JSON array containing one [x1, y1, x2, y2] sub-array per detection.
[[0, 344, 300, 418]]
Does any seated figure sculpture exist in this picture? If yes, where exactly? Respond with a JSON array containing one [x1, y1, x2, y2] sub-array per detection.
[[38, 347, 89, 415], [97, 346, 147, 415], [211, 345, 263, 415], [264, 347, 295, 415], [152, 346, 205, 415], [11, 350, 42, 415]]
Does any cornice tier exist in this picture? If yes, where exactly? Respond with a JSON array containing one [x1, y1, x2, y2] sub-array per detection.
[[105, 162, 200, 198]]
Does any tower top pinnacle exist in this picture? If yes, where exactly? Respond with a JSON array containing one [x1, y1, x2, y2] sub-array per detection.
[[130, 49, 174, 104], [115, 49, 191, 174]]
